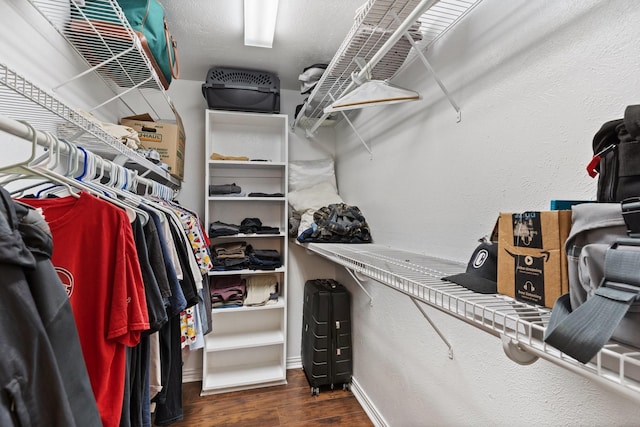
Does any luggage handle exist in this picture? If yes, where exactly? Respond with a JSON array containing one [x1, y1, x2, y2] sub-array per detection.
[[207, 83, 278, 93], [609, 237, 640, 249], [164, 18, 179, 79]]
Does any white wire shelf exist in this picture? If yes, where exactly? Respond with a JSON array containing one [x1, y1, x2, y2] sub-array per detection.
[[27, 0, 178, 122], [294, 0, 483, 132], [300, 242, 640, 403], [0, 63, 180, 187]]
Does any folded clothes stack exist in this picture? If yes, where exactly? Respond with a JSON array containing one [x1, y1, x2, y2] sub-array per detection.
[[244, 275, 279, 306], [239, 218, 280, 234], [210, 275, 246, 308], [209, 183, 243, 196], [211, 241, 282, 271], [209, 217, 280, 238]]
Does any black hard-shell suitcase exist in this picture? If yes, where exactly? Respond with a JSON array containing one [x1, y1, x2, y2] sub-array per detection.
[[202, 67, 280, 113], [301, 279, 352, 396]]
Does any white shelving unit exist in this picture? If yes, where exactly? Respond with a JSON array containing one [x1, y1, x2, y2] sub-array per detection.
[[300, 242, 640, 403], [202, 110, 289, 395]]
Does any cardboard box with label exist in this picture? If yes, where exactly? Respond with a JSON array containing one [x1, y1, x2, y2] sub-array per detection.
[[497, 210, 572, 308], [120, 113, 185, 180]]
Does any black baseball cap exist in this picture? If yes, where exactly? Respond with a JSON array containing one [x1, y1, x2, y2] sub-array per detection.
[[442, 242, 498, 294]]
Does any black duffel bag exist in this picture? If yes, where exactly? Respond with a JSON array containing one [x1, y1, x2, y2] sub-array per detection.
[[588, 105, 640, 202]]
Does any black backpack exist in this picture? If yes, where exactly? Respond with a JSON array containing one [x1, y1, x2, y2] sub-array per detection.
[[588, 105, 640, 202]]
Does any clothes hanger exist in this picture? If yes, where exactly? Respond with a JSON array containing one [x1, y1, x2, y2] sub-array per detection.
[[0, 122, 80, 198], [88, 154, 149, 225], [34, 137, 82, 199], [7, 130, 64, 196], [83, 152, 149, 225], [0, 120, 39, 175], [70, 147, 148, 225], [29, 140, 147, 223]]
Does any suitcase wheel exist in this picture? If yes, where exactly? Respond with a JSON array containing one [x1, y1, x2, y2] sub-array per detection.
[[311, 386, 320, 396], [343, 382, 351, 391]]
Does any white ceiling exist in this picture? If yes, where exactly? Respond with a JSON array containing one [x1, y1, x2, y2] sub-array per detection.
[[163, 0, 366, 91]]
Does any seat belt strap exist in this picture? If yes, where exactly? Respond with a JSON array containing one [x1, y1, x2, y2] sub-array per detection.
[[543, 240, 640, 363]]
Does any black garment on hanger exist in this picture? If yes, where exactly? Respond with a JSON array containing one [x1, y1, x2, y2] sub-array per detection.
[[142, 206, 186, 316], [132, 217, 168, 333], [121, 217, 169, 427], [152, 314, 183, 426], [141, 210, 172, 300], [0, 188, 99, 426]]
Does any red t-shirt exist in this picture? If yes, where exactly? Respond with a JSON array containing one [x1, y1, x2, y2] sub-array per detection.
[[22, 192, 149, 427]]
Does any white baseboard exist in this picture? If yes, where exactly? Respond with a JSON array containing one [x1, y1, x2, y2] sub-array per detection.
[[287, 355, 302, 370], [182, 366, 202, 383], [351, 377, 388, 427]]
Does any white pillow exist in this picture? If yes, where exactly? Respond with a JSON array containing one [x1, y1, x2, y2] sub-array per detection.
[[288, 181, 343, 213], [289, 159, 337, 192], [298, 209, 316, 236]]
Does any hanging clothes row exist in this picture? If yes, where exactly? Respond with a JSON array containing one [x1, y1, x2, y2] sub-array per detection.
[[0, 116, 212, 427]]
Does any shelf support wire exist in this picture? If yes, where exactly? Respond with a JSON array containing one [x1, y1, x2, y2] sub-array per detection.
[[392, 11, 461, 122], [51, 46, 137, 92], [327, 93, 373, 156], [89, 77, 154, 113], [344, 267, 374, 307], [411, 296, 454, 359]]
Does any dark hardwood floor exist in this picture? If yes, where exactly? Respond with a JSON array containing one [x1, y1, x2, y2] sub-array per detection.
[[166, 369, 373, 426]]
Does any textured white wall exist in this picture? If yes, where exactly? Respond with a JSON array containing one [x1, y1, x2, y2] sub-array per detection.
[[332, 0, 640, 426]]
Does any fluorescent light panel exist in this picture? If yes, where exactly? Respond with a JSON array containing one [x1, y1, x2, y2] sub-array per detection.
[[244, 0, 279, 48]]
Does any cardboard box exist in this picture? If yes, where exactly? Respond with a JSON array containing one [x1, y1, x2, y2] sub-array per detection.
[[120, 113, 185, 180], [497, 210, 572, 308]]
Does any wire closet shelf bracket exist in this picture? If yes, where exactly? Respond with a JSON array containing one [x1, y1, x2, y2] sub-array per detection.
[[293, 0, 483, 135], [27, 0, 179, 122]]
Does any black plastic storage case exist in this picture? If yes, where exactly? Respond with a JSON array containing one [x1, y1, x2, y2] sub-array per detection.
[[202, 67, 280, 113], [301, 279, 352, 396]]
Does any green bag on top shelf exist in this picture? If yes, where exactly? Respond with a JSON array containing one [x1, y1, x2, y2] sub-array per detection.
[[68, 0, 179, 90]]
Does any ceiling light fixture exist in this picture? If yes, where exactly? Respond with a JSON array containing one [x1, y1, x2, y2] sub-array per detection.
[[244, 0, 279, 48]]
